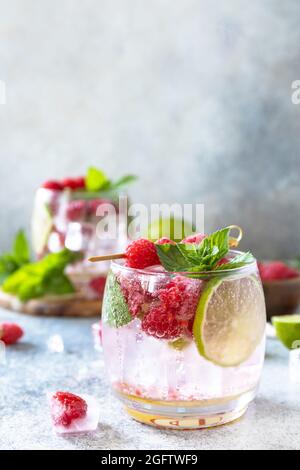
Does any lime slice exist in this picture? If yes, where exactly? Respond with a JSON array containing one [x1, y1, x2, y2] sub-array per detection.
[[145, 217, 194, 243], [272, 315, 300, 350], [193, 276, 266, 367], [32, 203, 53, 255]]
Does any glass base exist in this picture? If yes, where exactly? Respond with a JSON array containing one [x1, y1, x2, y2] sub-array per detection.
[[116, 388, 256, 430]]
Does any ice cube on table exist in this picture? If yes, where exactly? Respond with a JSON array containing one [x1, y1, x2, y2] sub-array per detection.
[[48, 393, 100, 434], [47, 334, 64, 353], [289, 349, 300, 384]]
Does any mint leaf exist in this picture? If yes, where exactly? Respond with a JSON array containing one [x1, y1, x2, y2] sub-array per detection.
[[13, 230, 30, 265], [110, 175, 137, 190], [0, 254, 19, 284], [155, 243, 194, 272], [0, 230, 31, 285], [215, 252, 255, 270], [103, 272, 132, 328], [2, 249, 81, 301], [155, 227, 253, 276], [195, 227, 230, 269], [86, 167, 110, 192], [156, 228, 231, 272]]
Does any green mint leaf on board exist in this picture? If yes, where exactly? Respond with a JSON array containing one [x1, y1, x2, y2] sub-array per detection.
[[13, 230, 30, 265], [86, 167, 110, 192], [215, 252, 255, 270], [103, 271, 132, 328], [0, 254, 19, 284], [2, 249, 81, 301], [156, 227, 254, 276], [0, 230, 31, 285]]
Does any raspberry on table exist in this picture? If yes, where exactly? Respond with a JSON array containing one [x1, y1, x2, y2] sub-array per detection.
[[181, 233, 206, 244], [141, 276, 202, 340], [125, 239, 161, 269], [42, 180, 63, 191], [50, 391, 88, 427], [258, 261, 299, 282], [0, 323, 24, 345]]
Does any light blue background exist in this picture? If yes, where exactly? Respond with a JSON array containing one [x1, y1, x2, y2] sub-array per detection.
[[0, 0, 299, 258]]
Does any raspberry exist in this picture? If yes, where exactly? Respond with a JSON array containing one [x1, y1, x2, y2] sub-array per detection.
[[125, 239, 160, 269], [0, 323, 23, 345], [182, 233, 206, 244], [50, 391, 87, 427], [73, 177, 86, 189], [66, 200, 86, 221], [217, 257, 230, 266], [258, 262, 299, 282], [141, 276, 201, 339], [155, 237, 175, 245], [42, 180, 63, 191], [61, 178, 79, 190], [89, 276, 106, 296], [86, 199, 115, 217], [118, 272, 153, 317], [92, 321, 102, 346]]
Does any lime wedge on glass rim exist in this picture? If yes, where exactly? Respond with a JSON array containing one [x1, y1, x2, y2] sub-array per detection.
[[193, 275, 266, 367], [272, 315, 300, 350]]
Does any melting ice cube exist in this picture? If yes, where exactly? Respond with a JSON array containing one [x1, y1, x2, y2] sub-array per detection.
[[48, 393, 100, 434], [47, 335, 64, 353]]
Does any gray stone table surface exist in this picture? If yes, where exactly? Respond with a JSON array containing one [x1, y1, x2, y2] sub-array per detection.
[[0, 307, 299, 451]]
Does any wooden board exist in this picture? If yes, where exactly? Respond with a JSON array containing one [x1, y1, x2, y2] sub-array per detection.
[[0, 290, 102, 317]]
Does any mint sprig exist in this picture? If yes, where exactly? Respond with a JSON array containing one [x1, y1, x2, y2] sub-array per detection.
[[85, 167, 137, 193], [214, 252, 255, 271], [2, 249, 82, 301], [155, 227, 254, 276], [0, 230, 31, 284]]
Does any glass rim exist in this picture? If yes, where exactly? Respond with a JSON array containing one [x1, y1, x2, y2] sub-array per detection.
[[111, 249, 258, 278]]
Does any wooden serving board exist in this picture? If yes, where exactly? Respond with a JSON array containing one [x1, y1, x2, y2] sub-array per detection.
[[0, 290, 102, 317]]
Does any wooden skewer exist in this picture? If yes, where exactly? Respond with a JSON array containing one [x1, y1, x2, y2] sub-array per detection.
[[89, 253, 126, 263], [89, 226, 243, 263]]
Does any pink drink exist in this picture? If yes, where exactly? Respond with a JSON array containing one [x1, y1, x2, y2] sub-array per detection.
[[102, 257, 266, 429]]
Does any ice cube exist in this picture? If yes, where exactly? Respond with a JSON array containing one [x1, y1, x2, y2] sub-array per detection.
[[289, 348, 300, 384], [48, 393, 100, 434], [91, 322, 102, 351], [47, 334, 64, 353]]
